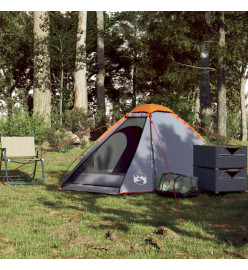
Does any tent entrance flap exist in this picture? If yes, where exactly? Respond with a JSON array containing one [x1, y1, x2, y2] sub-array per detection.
[[64, 117, 147, 188]]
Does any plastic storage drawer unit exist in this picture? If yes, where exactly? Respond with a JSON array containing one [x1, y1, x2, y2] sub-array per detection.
[[194, 145, 247, 169], [193, 167, 247, 192]]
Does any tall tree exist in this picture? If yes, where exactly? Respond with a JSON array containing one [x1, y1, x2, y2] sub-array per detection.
[[240, 66, 248, 140], [225, 12, 248, 141], [0, 12, 33, 114], [200, 12, 212, 121], [33, 11, 51, 123], [96, 11, 106, 113], [74, 11, 88, 112], [217, 11, 227, 136]]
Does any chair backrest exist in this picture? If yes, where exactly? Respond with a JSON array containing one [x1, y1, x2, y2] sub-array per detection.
[[1, 136, 36, 157]]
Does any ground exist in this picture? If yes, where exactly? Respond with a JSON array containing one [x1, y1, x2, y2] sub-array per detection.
[[0, 147, 248, 259]]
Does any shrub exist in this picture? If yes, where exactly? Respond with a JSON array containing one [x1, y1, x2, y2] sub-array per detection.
[[227, 110, 241, 141], [45, 108, 90, 151], [89, 110, 109, 141], [0, 107, 48, 144], [45, 129, 74, 152]]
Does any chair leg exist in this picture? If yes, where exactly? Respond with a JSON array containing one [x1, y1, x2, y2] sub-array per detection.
[[32, 150, 39, 181], [0, 150, 4, 184], [39, 148, 45, 184], [1, 148, 45, 186]]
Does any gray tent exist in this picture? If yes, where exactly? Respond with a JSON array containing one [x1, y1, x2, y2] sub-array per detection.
[[60, 104, 204, 194]]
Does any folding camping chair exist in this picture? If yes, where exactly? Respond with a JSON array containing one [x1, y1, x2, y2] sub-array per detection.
[[0, 134, 45, 185]]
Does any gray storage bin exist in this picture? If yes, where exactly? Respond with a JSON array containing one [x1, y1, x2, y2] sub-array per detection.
[[194, 145, 247, 169], [194, 167, 247, 192]]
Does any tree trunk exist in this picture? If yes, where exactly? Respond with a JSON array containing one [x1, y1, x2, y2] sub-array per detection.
[[200, 41, 211, 113], [132, 65, 137, 108], [195, 91, 200, 122], [96, 11, 106, 113], [74, 11, 88, 112], [217, 12, 226, 137], [33, 11, 51, 123], [240, 69, 247, 141], [200, 11, 213, 131], [60, 63, 64, 125], [200, 12, 211, 117]]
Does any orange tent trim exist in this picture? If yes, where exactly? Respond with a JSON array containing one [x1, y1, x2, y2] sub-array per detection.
[[97, 104, 204, 142], [130, 104, 173, 114]]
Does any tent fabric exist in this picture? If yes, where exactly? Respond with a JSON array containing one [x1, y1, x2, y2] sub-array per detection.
[[60, 104, 204, 194], [130, 104, 173, 114]]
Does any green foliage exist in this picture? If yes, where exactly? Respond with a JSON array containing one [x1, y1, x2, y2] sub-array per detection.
[[144, 90, 197, 124], [0, 12, 33, 112], [49, 11, 78, 111], [45, 108, 90, 151], [227, 110, 242, 140], [63, 108, 91, 134], [0, 107, 47, 144], [45, 128, 73, 152], [90, 110, 109, 141], [1, 11, 248, 142]]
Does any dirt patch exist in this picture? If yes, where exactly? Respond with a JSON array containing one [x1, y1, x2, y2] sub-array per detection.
[[48, 219, 81, 240], [1, 218, 11, 226], [131, 243, 141, 251], [88, 220, 127, 231], [1, 217, 27, 228], [145, 236, 165, 252], [47, 210, 60, 217], [0, 234, 12, 243], [154, 226, 181, 240], [106, 231, 118, 241], [59, 235, 93, 248], [1, 246, 16, 255], [175, 251, 199, 259]]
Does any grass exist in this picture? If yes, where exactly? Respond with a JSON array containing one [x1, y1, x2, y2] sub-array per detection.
[[0, 144, 248, 259]]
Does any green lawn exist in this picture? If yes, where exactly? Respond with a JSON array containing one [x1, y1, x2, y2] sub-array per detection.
[[0, 145, 248, 259]]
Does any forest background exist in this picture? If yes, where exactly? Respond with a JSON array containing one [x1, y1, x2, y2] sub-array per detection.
[[1, 6, 248, 148]]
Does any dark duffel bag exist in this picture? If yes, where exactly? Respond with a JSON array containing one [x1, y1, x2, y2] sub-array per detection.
[[154, 173, 199, 198]]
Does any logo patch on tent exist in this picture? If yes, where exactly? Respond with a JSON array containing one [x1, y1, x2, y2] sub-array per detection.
[[133, 172, 147, 185]]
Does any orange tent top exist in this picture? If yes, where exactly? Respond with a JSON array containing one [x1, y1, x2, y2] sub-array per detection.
[[130, 104, 173, 114], [97, 104, 204, 142], [130, 104, 204, 141]]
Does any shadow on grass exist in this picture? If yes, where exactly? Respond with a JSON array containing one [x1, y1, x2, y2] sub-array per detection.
[[40, 121, 248, 250], [40, 171, 248, 248], [0, 168, 39, 185]]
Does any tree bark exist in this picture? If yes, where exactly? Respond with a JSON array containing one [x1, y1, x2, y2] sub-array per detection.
[[200, 41, 211, 113], [200, 12, 211, 117], [74, 11, 88, 112], [60, 63, 64, 124], [96, 11, 106, 113], [240, 68, 247, 141], [195, 91, 200, 122], [33, 11, 51, 123], [217, 12, 227, 137], [132, 65, 137, 108]]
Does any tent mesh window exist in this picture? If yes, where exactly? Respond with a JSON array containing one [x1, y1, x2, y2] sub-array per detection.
[[72, 117, 146, 177]]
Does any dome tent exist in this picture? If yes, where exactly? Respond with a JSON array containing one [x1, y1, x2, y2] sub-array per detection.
[[60, 104, 204, 194]]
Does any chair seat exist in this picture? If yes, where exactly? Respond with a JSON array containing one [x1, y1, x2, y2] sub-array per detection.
[[1, 134, 45, 185], [7, 158, 42, 161]]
